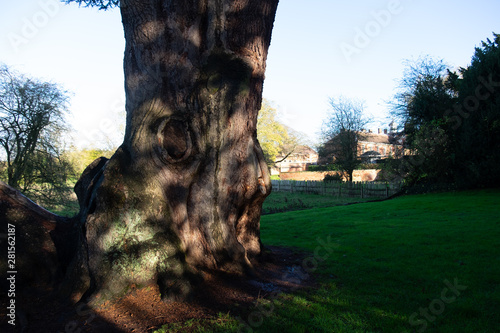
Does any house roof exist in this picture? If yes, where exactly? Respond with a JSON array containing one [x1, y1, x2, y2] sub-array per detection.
[[358, 132, 390, 144], [276, 145, 317, 160], [293, 145, 317, 155]]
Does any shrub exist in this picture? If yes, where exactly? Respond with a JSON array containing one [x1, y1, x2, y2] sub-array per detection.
[[323, 173, 343, 182], [308, 164, 340, 172]]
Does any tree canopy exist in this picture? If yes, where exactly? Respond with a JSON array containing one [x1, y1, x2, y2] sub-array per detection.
[[388, 33, 500, 188], [388, 56, 456, 184], [452, 33, 500, 186], [390, 56, 455, 143], [0, 65, 73, 206], [257, 99, 304, 168]]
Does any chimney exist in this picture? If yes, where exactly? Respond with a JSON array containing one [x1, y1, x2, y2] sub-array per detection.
[[384, 129, 388, 134]]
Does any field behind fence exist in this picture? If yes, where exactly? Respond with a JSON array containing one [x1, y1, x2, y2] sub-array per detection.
[[271, 180, 403, 198]]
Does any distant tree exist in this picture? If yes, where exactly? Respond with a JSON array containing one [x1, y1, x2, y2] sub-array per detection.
[[0, 65, 73, 206], [278, 125, 307, 160], [320, 96, 368, 182], [67, 147, 115, 176], [257, 100, 304, 168], [389, 56, 456, 184], [390, 56, 456, 143], [257, 100, 289, 166]]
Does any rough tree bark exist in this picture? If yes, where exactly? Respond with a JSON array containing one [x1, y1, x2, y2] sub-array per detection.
[[55, 0, 279, 301], [1, 0, 279, 302]]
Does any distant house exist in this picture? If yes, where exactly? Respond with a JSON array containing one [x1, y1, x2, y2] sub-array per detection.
[[358, 128, 397, 163], [274, 145, 318, 173], [320, 122, 402, 164]]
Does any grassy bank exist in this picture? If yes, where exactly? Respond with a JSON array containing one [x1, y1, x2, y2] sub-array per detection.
[[157, 189, 500, 332]]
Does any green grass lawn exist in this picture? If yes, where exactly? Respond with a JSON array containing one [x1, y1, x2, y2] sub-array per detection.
[[257, 189, 500, 332], [157, 189, 500, 332]]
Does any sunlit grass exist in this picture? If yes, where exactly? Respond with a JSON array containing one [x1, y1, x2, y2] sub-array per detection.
[[257, 189, 500, 332], [154, 189, 500, 332]]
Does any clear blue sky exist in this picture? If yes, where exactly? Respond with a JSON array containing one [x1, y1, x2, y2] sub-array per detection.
[[1, 0, 500, 148]]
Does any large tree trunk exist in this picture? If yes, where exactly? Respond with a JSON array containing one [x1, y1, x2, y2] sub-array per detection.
[[65, 0, 279, 301]]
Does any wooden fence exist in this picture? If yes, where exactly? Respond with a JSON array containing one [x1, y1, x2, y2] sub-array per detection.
[[270, 180, 403, 198]]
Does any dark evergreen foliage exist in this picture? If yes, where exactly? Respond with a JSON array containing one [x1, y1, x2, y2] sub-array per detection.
[[390, 34, 500, 189], [62, 0, 119, 10], [453, 33, 500, 187]]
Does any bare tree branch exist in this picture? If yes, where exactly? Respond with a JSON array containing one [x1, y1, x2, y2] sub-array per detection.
[[319, 96, 368, 181]]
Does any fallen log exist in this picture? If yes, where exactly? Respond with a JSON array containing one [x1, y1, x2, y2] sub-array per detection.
[[0, 180, 76, 290]]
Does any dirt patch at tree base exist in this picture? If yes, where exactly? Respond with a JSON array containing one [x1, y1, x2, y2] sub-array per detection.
[[0, 246, 316, 333]]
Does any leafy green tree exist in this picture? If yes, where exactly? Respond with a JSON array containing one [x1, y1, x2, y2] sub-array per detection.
[[451, 33, 500, 186], [257, 100, 288, 166], [0, 65, 73, 207], [67, 147, 115, 176], [389, 56, 456, 184], [257, 100, 304, 168], [391, 56, 456, 141], [390, 39, 500, 188]]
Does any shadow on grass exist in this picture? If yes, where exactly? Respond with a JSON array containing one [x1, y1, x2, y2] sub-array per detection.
[[0, 245, 315, 333]]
